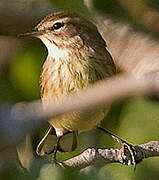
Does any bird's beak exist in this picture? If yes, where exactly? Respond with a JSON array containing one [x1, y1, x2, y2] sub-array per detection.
[[18, 30, 43, 38]]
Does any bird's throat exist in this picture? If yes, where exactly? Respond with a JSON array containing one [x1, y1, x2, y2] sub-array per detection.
[[40, 36, 70, 61]]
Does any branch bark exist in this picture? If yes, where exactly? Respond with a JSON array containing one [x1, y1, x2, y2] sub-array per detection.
[[63, 141, 159, 169]]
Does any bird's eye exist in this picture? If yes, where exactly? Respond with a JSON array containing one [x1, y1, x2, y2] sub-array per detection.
[[52, 22, 64, 31]]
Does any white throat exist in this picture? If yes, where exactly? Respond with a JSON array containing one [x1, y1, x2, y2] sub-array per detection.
[[40, 36, 69, 60]]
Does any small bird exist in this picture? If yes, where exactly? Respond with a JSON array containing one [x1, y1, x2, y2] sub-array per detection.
[[22, 11, 116, 156]]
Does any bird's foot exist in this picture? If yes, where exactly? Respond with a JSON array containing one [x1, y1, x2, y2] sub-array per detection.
[[97, 127, 137, 169], [49, 148, 64, 167]]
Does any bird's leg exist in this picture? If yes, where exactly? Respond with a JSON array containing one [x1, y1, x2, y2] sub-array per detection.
[[97, 127, 137, 168], [50, 137, 65, 167], [47, 138, 58, 165], [50, 143, 58, 162], [50, 131, 75, 167]]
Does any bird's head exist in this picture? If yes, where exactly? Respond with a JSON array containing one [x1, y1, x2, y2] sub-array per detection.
[[20, 11, 106, 59]]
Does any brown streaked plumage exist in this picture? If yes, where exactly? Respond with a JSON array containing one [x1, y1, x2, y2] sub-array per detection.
[[32, 11, 116, 156]]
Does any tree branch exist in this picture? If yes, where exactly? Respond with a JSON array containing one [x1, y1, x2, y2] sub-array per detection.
[[63, 141, 159, 169]]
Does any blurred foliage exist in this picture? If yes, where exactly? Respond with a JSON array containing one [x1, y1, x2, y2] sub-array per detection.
[[1, 0, 159, 180], [9, 39, 46, 101], [147, 0, 159, 10], [94, 0, 131, 20], [50, 0, 91, 19]]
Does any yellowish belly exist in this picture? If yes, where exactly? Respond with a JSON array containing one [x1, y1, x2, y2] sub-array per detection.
[[49, 106, 109, 133]]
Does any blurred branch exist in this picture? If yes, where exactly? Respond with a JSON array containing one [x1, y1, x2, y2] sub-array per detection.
[[0, 36, 20, 67], [63, 141, 159, 169], [83, 0, 93, 10], [97, 17, 159, 73], [0, 0, 53, 36], [118, 0, 159, 36], [1, 72, 159, 149]]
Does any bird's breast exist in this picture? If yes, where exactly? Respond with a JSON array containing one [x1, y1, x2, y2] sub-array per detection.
[[40, 47, 115, 133], [40, 55, 90, 106]]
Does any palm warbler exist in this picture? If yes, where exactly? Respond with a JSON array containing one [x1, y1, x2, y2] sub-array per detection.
[[25, 11, 116, 156]]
